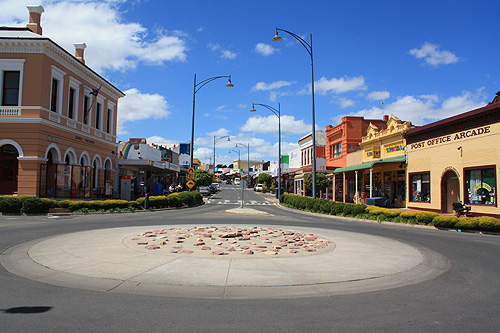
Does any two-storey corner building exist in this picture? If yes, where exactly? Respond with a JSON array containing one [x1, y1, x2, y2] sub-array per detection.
[[0, 6, 125, 198], [333, 114, 413, 206], [325, 115, 389, 169], [405, 91, 500, 217]]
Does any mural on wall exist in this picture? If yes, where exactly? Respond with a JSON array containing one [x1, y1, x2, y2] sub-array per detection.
[[159, 147, 173, 162]]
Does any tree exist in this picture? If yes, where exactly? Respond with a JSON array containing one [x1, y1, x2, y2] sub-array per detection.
[[258, 173, 272, 187], [194, 169, 212, 186], [305, 172, 329, 195]]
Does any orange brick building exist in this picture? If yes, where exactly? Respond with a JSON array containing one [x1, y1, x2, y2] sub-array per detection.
[[0, 6, 124, 198], [325, 115, 388, 169]]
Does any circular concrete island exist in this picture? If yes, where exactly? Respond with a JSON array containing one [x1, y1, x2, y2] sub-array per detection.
[[2, 225, 450, 299]]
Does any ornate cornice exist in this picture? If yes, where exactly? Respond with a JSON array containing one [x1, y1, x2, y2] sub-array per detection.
[[0, 38, 124, 99]]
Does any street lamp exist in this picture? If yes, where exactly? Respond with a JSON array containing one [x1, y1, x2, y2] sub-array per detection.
[[191, 74, 234, 168], [272, 27, 317, 199], [250, 103, 281, 198], [229, 148, 244, 208], [214, 135, 230, 176], [235, 143, 250, 178], [228, 149, 240, 173]]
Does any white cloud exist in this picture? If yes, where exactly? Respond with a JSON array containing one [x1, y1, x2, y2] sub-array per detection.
[[207, 128, 231, 137], [314, 76, 367, 95], [337, 98, 356, 108], [340, 90, 486, 126], [255, 42, 278, 56], [252, 80, 296, 91], [117, 88, 171, 134], [240, 115, 310, 135], [208, 42, 237, 59], [409, 42, 459, 67], [0, 1, 188, 73], [367, 91, 390, 101]]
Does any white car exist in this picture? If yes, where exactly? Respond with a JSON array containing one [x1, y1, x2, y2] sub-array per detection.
[[211, 183, 220, 191], [255, 184, 264, 191]]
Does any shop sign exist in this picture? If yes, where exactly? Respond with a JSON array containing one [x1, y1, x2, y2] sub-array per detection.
[[410, 125, 491, 150], [386, 144, 403, 154], [366, 147, 380, 158]]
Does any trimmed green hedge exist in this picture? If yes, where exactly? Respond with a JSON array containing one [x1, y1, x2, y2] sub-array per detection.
[[278, 194, 500, 232], [280, 194, 367, 217], [0, 191, 204, 215]]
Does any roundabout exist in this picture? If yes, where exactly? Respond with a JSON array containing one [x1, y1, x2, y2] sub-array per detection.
[[2, 223, 449, 299]]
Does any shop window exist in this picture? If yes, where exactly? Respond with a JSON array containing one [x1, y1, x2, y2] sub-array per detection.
[[68, 87, 75, 119], [410, 173, 430, 202], [50, 66, 65, 114], [333, 143, 342, 158], [465, 167, 496, 205], [95, 102, 101, 130], [2, 71, 20, 106], [106, 108, 112, 133], [50, 78, 58, 112], [83, 95, 90, 125]]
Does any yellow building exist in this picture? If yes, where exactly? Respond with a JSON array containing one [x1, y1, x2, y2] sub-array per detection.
[[0, 6, 124, 198], [405, 92, 500, 217], [333, 114, 413, 207]]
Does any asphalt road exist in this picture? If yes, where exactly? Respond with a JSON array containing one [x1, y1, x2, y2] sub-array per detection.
[[1, 185, 499, 332]]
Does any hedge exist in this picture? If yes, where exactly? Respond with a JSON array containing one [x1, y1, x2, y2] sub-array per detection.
[[279, 194, 366, 217], [278, 194, 500, 232], [0, 191, 204, 215]]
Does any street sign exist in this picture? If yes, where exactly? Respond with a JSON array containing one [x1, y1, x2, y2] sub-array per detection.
[[188, 167, 195, 174], [186, 180, 196, 188], [187, 173, 195, 180], [187, 167, 195, 180]]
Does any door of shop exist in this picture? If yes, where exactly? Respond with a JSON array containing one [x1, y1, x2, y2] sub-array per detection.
[[441, 170, 460, 213]]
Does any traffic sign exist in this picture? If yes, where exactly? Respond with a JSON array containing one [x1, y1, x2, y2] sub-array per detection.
[[186, 180, 196, 188], [187, 173, 195, 180], [188, 167, 195, 174]]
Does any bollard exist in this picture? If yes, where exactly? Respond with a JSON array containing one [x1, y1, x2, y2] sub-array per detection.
[[144, 193, 149, 209]]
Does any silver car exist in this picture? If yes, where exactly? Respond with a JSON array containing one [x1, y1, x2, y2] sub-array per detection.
[[198, 186, 211, 196]]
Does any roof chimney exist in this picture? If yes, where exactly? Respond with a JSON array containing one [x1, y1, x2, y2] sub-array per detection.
[[74, 43, 87, 64], [26, 5, 44, 35], [383, 114, 389, 122]]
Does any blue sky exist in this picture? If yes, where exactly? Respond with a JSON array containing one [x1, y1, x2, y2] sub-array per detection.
[[1, 0, 499, 166]]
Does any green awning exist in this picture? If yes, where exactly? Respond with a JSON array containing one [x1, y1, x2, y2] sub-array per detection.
[[333, 155, 406, 174]]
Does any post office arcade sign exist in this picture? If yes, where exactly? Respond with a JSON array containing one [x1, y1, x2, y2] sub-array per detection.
[[410, 125, 491, 150]]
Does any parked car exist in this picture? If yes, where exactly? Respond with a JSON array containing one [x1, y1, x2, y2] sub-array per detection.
[[226, 179, 232, 184], [255, 184, 264, 191], [211, 183, 220, 191], [198, 186, 212, 196], [234, 178, 240, 185]]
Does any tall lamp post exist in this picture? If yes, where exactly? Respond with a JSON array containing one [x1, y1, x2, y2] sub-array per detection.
[[228, 149, 240, 171], [250, 103, 281, 198], [235, 143, 250, 179], [272, 27, 317, 199], [191, 74, 233, 168], [213, 135, 230, 176], [230, 148, 246, 208]]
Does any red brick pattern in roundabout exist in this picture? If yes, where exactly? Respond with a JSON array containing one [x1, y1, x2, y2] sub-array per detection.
[[123, 226, 334, 258]]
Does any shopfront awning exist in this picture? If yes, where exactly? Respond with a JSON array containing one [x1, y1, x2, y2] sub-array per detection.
[[333, 155, 406, 174]]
